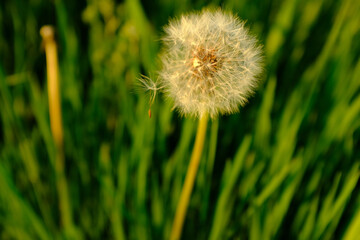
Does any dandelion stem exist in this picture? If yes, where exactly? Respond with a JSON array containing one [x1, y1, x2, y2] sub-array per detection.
[[40, 25, 72, 232], [170, 114, 208, 240]]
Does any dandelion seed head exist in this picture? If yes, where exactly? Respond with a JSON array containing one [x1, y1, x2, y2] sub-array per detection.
[[159, 9, 263, 118]]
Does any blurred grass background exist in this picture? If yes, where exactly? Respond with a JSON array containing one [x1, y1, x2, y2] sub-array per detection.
[[0, 0, 360, 239]]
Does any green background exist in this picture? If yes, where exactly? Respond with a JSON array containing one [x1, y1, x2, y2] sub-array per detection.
[[0, 0, 359, 239]]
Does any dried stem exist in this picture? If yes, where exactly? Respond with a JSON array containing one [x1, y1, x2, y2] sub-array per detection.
[[40, 25, 72, 232]]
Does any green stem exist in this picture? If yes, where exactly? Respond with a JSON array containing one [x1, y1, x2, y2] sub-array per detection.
[[170, 114, 208, 240]]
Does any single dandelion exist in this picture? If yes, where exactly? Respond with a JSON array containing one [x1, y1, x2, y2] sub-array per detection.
[[141, 8, 263, 240], [159, 9, 263, 119]]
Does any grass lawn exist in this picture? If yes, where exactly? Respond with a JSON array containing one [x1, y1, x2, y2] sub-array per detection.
[[0, 0, 359, 239]]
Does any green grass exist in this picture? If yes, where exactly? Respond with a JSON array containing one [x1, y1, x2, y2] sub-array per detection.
[[0, 0, 360, 239]]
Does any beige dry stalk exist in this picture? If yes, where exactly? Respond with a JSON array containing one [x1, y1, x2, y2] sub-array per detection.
[[40, 25, 73, 232]]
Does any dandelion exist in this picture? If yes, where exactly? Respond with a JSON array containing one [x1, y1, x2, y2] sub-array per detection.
[[143, 9, 264, 240], [159, 9, 263, 118]]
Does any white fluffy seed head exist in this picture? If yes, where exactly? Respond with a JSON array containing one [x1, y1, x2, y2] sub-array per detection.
[[158, 9, 263, 118]]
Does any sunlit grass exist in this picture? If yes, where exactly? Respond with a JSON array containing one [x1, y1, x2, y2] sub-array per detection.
[[0, 0, 359, 239]]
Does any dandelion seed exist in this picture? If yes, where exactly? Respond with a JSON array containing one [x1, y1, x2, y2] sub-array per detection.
[[137, 74, 163, 118], [159, 9, 263, 118]]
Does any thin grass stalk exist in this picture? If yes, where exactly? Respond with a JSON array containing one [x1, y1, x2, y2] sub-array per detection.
[[40, 26, 72, 232]]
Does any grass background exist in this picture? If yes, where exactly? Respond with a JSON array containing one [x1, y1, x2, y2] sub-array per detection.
[[0, 0, 360, 239]]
